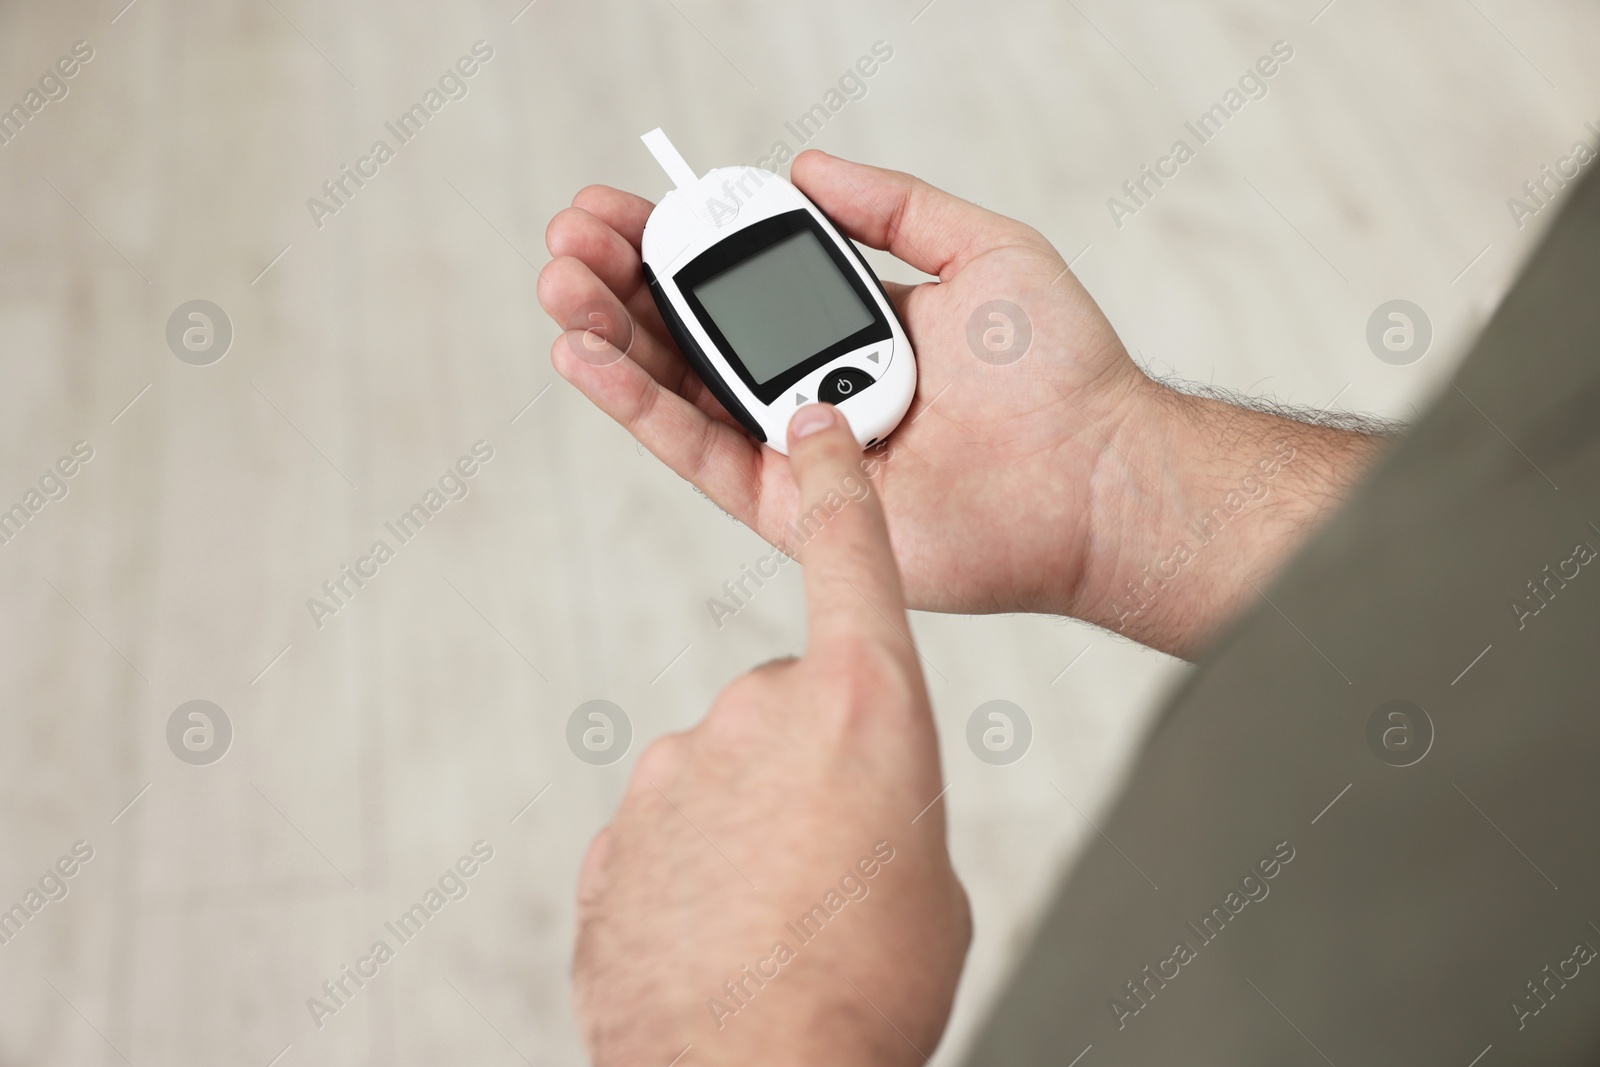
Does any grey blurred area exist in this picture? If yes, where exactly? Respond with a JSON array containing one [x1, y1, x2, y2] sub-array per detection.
[[967, 170, 1600, 1065], [0, 1, 1593, 1065]]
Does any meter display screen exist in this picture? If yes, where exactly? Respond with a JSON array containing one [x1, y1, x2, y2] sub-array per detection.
[[689, 229, 876, 385]]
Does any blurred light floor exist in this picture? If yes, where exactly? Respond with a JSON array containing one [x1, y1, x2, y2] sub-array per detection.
[[0, 0, 1594, 1064]]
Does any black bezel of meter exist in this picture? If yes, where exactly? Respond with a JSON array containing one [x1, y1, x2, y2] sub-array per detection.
[[672, 209, 892, 406]]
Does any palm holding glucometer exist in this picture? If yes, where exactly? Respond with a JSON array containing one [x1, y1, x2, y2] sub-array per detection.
[[539, 146, 1379, 658]]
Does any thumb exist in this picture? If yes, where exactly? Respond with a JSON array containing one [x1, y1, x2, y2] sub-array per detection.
[[784, 404, 910, 656], [790, 149, 1044, 281]]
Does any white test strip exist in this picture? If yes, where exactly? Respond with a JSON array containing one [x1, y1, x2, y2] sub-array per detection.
[[640, 127, 698, 190]]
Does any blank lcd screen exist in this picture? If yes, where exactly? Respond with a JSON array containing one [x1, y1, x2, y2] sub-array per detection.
[[690, 230, 875, 385]]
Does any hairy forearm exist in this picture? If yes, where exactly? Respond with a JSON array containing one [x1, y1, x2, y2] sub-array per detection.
[[1068, 378, 1394, 659]]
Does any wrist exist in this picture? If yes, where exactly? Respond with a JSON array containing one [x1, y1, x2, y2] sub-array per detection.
[[678, 997, 926, 1067], [1065, 378, 1387, 657]]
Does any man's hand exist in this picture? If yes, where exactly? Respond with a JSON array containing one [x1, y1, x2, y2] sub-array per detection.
[[540, 151, 1385, 658], [571, 404, 971, 1067]]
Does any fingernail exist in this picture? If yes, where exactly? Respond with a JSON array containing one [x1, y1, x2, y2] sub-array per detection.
[[789, 403, 836, 440]]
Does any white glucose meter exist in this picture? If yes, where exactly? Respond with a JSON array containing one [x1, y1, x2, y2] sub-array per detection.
[[638, 128, 916, 454]]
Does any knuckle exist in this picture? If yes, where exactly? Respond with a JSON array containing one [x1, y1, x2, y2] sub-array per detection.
[[710, 673, 760, 717], [624, 365, 661, 424], [721, 657, 794, 700], [704, 659, 792, 731], [684, 407, 722, 480], [626, 732, 688, 793], [810, 642, 918, 733]]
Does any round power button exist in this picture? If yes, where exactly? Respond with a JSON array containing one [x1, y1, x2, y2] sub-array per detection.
[[818, 367, 874, 405]]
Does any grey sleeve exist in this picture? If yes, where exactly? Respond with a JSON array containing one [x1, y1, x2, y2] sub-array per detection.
[[961, 171, 1600, 1066]]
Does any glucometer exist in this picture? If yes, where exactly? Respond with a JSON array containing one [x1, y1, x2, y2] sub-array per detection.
[[638, 128, 916, 454]]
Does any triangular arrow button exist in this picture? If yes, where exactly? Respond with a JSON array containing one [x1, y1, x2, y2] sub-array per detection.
[[795, 392, 810, 404], [866, 351, 880, 363]]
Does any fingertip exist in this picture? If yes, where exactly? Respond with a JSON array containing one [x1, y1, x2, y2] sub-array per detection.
[[783, 404, 909, 653], [550, 332, 579, 379], [790, 148, 834, 181], [535, 253, 578, 309], [553, 328, 630, 381], [545, 204, 575, 249], [550, 332, 597, 395], [786, 402, 841, 448], [570, 184, 657, 248], [786, 405, 873, 504], [791, 150, 878, 207]]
